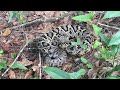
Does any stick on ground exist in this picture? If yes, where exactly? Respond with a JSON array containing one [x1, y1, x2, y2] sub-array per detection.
[[1, 42, 29, 77]]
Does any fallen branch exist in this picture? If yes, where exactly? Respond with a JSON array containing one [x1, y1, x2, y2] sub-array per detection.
[[1, 42, 29, 77], [2, 11, 78, 31], [97, 22, 120, 30], [21, 26, 28, 40], [38, 50, 41, 79]]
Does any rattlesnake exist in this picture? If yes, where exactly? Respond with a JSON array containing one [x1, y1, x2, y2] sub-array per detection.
[[25, 24, 94, 66]]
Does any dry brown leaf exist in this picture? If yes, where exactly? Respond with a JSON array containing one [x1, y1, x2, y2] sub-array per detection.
[[13, 41, 23, 46], [18, 59, 33, 66], [0, 21, 7, 30], [35, 11, 44, 16], [26, 34, 34, 39], [12, 21, 19, 26], [15, 70, 25, 79], [2, 28, 11, 36], [87, 68, 97, 78], [45, 75, 51, 79], [8, 70, 16, 79], [31, 66, 39, 73], [63, 63, 72, 71], [24, 70, 33, 79], [95, 60, 102, 67], [63, 17, 71, 25], [44, 11, 55, 18], [41, 23, 54, 33], [1, 43, 10, 51]]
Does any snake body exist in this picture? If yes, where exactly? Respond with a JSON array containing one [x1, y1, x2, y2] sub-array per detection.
[[25, 24, 94, 66]]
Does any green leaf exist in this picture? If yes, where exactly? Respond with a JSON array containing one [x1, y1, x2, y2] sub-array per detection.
[[105, 65, 120, 78], [81, 44, 87, 49], [11, 62, 27, 70], [86, 63, 93, 69], [77, 38, 82, 45], [72, 38, 87, 49], [71, 42, 78, 46], [11, 53, 17, 58], [106, 76, 120, 79], [110, 45, 119, 56], [69, 69, 86, 79], [0, 54, 3, 57], [108, 51, 116, 58], [110, 45, 117, 52], [110, 45, 120, 53], [44, 67, 86, 79], [102, 46, 114, 59], [111, 65, 120, 72], [109, 31, 120, 46], [21, 18, 26, 23], [0, 60, 7, 70], [99, 32, 110, 45], [103, 11, 120, 19], [15, 12, 21, 22], [44, 67, 70, 79], [71, 38, 82, 46], [19, 11, 24, 17], [72, 13, 94, 22], [19, 11, 26, 23], [0, 50, 4, 54], [80, 57, 88, 64], [33, 76, 39, 79], [8, 11, 16, 23], [92, 24, 102, 35], [93, 40, 102, 49], [101, 46, 108, 59]]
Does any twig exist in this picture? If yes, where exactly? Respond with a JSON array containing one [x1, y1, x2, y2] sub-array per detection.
[[21, 26, 28, 40], [38, 50, 41, 79], [96, 12, 104, 26], [97, 22, 120, 30], [2, 11, 77, 31], [1, 42, 29, 77]]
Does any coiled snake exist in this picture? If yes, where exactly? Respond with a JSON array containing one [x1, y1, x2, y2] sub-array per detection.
[[25, 24, 94, 66]]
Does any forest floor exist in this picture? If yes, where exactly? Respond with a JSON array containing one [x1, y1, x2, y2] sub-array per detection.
[[0, 11, 120, 79]]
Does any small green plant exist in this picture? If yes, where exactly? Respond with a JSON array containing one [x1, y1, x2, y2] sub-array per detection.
[[100, 30, 120, 60], [72, 11, 120, 79], [106, 76, 120, 79], [93, 40, 102, 49], [104, 65, 120, 79], [109, 31, 120, 46], [80, 57, 93, 69], [102, 11, 120, 19], [71, 38, 87, 49], [8, 11, 26, 24], [11, 53, 17, 58], [44, 67, 86, 79], [92, 24, 102, 35], [80, 57, 88, 64], [0, 49, 4, 56], [11, 61, 27, 70], [72, 12, 94, 22], [0, 60, 7, 70]]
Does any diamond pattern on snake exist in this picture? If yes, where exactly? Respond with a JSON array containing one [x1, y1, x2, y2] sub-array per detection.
[[25, 24, 94, 67]]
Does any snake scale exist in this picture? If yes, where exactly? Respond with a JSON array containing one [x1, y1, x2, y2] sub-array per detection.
[[25, 23, 94, 66]]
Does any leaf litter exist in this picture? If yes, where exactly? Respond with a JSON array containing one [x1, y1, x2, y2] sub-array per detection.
[[0, 11, 120, 79]]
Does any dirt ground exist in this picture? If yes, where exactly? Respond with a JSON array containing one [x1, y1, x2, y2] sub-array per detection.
[[0, 11, 120, 79]]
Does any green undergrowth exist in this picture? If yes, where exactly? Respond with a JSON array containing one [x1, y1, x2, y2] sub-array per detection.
[[44, 11, 120, 79], [1, 11, 120, 79]]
